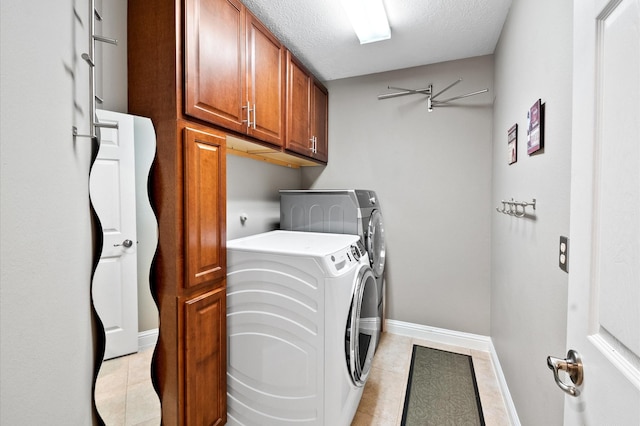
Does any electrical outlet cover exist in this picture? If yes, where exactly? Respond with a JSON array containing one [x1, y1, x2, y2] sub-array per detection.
[[559, 236, 569, 273]]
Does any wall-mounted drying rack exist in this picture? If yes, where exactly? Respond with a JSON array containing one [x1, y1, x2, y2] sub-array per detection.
[[496, 198, 537, 218], [377, 78, 488, 112], [73, 0, 118, 140]]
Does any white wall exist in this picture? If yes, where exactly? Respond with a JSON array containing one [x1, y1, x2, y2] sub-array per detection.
[[303, 56, 494, 335], [490, 0, 573, 424], [226, 154, 302, 240], [1, 0, 95, 423]]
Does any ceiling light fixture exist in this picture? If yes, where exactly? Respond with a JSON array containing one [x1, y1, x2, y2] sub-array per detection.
[[342, 0, 391, 44]]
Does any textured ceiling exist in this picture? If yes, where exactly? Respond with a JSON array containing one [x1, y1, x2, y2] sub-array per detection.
[[242, 0, 512, 81]]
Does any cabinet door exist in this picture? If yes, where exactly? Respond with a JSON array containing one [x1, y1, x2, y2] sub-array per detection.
[[246, 12, 285, 146], [184, 127, 226, 289], [185, 0, 245, 131], [184, 287, 227, 426], [285, 53, 312, 157], [311, 81, 328, 163]]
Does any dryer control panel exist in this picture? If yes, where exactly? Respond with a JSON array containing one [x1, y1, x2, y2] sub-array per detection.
[[323, 243, 368, 277]]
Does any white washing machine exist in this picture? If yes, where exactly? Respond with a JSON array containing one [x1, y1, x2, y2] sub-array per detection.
[[226, 231, 379, 425]]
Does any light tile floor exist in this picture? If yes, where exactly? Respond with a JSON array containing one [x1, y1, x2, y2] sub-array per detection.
[[95, 333, 510, 425], [94, 346, 161, 426], [352, 332, 511, 425]]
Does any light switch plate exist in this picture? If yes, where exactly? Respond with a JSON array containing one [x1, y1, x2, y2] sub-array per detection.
[[559, 236, 569, 273]]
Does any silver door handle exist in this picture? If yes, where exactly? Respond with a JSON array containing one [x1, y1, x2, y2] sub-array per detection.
[[547, 349, 583, 396], [113, 239, 133, 248]]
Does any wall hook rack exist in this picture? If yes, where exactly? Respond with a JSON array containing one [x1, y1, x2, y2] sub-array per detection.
[[377, 78, 488, 112], [73, 0, 119, 140], [496, 198, 537, 218]]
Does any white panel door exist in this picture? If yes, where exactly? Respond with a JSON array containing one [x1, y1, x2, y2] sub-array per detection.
[[563, 0, 640, 424], [91, 110, 138, 360]]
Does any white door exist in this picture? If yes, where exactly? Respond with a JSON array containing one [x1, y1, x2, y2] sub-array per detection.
[[90, 110, 139, 360], [561, 0, 640, 424]]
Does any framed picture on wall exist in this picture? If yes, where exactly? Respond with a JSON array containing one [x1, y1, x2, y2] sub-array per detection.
[[527, 99, 544, 155], [508, 124, 518, 165]]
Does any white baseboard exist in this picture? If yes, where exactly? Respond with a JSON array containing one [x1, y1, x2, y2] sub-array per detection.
[[488, 339, 521, 426], [138, 328, 158, 351], [384, 319, 520, 425], [384, 319, 491, 351]]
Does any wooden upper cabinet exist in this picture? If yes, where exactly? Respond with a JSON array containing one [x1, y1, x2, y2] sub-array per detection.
[[286, 53, 312, 156], [311, 80, 328, 163], [185, 0, 285, 146], [286, 52, 328, 163], [185, 0, 245, 132], [183, 127, 227, 289], [246, 12, 286, 146]]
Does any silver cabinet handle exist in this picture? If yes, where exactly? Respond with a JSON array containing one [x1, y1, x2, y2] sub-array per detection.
[[547, 349, 583, 396], [252, 104, 256, 129], [309, 136, 317, 154], [242, 101, 253, 128], [113, 239, 133, 248]]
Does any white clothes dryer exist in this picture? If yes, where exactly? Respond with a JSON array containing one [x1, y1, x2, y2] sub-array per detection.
[[226, 231, 379, 426], [279, 190, 386, 346]]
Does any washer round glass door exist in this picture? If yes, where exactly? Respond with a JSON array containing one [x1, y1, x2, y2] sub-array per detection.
[[366, 209, 386, 278], [346, 265, 379, 386]]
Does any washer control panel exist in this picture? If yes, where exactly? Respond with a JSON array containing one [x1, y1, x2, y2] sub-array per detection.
[[351, 240, 366, 261]]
